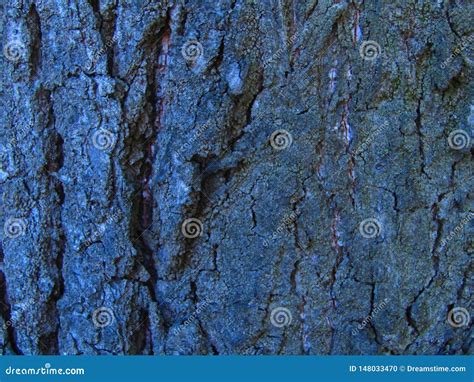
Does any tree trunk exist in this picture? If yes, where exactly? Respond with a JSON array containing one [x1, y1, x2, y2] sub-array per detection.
[[0, 0, 472, 355]]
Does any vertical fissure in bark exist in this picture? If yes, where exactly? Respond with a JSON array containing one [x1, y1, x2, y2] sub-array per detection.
[[0, 261, 21, 354], [88, 0, 118, 76], [41, 88, 65, 355], [367, 282, 382, 348], [26, 2, 42, 79], [124, 13, 172, 353], [415, 73, 430, 180], [329, 207, 344, 308]]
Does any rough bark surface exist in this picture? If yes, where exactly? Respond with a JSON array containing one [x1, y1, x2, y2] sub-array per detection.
[[0, 0, 472, 355]]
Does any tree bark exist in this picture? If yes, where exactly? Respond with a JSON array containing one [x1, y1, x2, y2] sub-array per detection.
[[0, 0, 472, 355]]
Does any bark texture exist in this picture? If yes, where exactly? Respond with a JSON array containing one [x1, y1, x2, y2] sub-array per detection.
[[0, 0, 472, 355]]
